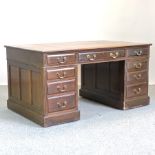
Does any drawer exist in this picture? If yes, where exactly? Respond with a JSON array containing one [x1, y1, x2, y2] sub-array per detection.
[[127, 59, 148, 72], [47, 53, 76, 66], [103, 50, 125, 60], [126, 83, 148, 98], [47, 79, 76, 95], [79, 51, 104, 63], [127, 47, 149, 57], [78, 50, 125, 63], [127, 71, 148, 84], [47, 93, 76, 113], [47, 67, 76, 80]]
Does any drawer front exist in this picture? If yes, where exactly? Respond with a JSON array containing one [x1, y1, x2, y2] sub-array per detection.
[[47, 53, 76, 66], [127, 60, 148, 72], [47, 79, 76, 95], [126, 84, 148, 98], [79, 51, 104, 63], [78, 50, 125, 63], [47, 93, 76, 113], [103, 50, 125, 60], [127, 47, 149, 57], [47, 67, 76, 80], [127, 71, 148, 84]]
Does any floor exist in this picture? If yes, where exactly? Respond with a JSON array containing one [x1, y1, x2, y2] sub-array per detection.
[[0, 85, 155, 155]]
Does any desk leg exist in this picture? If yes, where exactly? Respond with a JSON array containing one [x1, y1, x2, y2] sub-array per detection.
[[7, 62, 80, 127]]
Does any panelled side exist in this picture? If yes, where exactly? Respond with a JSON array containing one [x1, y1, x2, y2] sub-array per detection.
[[7, 48, 45, 125]]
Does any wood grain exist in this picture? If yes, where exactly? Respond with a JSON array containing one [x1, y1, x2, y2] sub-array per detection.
[[5, 40, 151, 52]]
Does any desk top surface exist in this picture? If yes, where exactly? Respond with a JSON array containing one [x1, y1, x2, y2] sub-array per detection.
[[5, 40, 151, 52]]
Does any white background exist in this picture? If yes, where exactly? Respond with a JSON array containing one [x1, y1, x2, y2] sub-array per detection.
[[0, 0, 155, 85]]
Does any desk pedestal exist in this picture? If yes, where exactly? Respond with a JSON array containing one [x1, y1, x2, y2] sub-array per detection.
[[80, 62, 149, 109]]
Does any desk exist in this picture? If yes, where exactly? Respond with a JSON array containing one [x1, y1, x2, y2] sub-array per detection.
[[5, 41, 151, 127]]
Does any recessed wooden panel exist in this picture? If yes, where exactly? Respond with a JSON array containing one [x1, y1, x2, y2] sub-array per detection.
[[21, 69, 31, 104], [110, 61, 125, 94], [95, 63, 109, 90], [80, 61, 125, 103], [82, 61, 124, 94], [10, 66, 20, 100], [31, 71, 42, 111], [81, 64, 95, 89]]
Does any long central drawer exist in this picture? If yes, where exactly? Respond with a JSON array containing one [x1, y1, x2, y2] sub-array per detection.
[[78, 50, 125, 63]]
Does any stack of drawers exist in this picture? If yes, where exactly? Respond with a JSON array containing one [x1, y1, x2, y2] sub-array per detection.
[[125, 47, 149, 107], [46, 53, 78, 114]]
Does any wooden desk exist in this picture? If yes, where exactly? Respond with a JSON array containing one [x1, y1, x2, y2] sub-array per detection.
[[5, 41, 151, 127]]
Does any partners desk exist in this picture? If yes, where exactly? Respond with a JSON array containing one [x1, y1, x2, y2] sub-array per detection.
[[5, 41, 151, 127]]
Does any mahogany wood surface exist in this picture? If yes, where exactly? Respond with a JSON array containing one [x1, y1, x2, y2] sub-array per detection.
[[5, 40, 151, 52], [6, 40, 151, 127]]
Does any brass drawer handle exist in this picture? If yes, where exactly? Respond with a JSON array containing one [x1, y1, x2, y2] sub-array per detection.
[[57, 101, 67, 108], [57, 85, 67, 92], [134, 63, 142, 69], [57, 56, 67, 64], [56, 71, 66, 79], [133, 74, 142, 80], [110, 52, 119, 59], [135, 50, 143, 56], [86, 54, 96, 61], [133, 88, 141, 94]]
